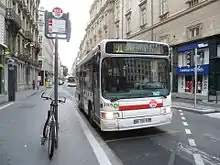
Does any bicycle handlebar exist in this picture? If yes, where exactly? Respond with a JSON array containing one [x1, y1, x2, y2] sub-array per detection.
[[41, 92, 66, 103]]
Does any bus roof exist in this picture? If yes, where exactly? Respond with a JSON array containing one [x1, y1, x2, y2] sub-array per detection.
[[77, 39, 169, 67]]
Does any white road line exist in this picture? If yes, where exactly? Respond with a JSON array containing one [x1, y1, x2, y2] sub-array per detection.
[[185, 129, 192, 135], [0, 102, 14, 110], [188, 139, 196, 147], [181, 116, 186, 120], [193, 154, 205, 165], [180, 113, 184, 116], [105, 130, 180, 143], [178, 110, 182, 112], [182, 121, 188, 126], [76, 110, 112, 165]]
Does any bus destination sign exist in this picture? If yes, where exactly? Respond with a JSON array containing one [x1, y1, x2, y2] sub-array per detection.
[[105, 41, 168, 55]]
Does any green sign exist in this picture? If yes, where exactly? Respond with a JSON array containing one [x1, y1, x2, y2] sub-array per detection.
[[106, 41, 169, 55]]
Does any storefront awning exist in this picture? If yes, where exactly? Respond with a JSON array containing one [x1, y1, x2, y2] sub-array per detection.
[[0, 43, 8, 49]]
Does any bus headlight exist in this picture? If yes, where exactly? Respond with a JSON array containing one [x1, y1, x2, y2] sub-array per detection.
[[101, 112, 119, 120], [160, 107, 171, 114]]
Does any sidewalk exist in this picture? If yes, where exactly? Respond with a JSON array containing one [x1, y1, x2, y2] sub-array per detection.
[[0, 86, 50, 105], [172, 100, 220, 114], [15, 86, 48, 101]]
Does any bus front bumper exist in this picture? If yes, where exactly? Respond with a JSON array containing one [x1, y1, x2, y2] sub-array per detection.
[[100, 113, 172, 131]]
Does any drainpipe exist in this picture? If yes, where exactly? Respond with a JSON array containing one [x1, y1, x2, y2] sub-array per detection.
[[151, 0, 154, 40], [121, 0, 124, 39]]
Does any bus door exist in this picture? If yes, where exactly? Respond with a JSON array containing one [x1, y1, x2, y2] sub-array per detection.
[[92, 55, 101, 123], [79, 69, 84, 109]]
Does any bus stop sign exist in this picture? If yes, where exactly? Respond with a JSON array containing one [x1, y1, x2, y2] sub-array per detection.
[[52, 7, 63, 18]]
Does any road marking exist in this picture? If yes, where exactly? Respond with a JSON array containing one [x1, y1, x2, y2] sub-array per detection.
[[182, 121, 188, 126], [105, 130, 180, 143], [76, 110, 112, 165], [193, 154, 205, 165], [180, 113, 184, 116], [185, 129, 192, 134], [188, 139, 196, 147], [0, 102, 14, 110], [205, 113, 220, 119], [178, 110, 182, 112], [181, 116, 186, 120]]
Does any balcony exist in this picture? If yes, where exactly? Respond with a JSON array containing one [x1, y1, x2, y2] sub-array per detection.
[[5, 8, 22, 30], [24, 31, 33, 41], [0, 1, 5, 9]]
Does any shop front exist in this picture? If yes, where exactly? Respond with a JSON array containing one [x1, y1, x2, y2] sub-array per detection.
[[176, 41, 209, 96]]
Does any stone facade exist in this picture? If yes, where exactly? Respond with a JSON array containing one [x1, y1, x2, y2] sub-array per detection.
[[5, 0, 41, 91]]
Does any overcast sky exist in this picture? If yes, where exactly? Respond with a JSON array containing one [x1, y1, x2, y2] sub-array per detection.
[[40, 0, 92, 70]]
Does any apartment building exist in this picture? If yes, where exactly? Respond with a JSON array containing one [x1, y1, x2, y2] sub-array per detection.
[[4, 0, 41, 91], [78, 0, 116, 58], [38, 7, 54, 85], [0, 0, 7, 96], [118, 0, 220, 96], [77, 0, 220, 97]]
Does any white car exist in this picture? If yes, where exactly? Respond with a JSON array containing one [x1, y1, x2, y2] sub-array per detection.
[[67, 82, 76, 87]]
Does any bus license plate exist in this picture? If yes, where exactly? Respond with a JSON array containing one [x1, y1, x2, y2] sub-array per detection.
[[134, 118, 151, 124]]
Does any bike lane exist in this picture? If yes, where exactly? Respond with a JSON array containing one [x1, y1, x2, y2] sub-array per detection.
[[0, 89, 100, 165]]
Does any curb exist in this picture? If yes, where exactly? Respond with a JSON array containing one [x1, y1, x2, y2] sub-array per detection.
[[26, 88, 47, 97], [172, 96, 204, 102], [172, 105, 217, 114]]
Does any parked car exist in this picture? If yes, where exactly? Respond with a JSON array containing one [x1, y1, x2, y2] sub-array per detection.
[[59, 80, 64, 85], [67, 77, 76, 87]]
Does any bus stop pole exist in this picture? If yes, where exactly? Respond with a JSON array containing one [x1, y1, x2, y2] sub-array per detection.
[[194, 48, 197, 109], [54, 35, 59, 147]]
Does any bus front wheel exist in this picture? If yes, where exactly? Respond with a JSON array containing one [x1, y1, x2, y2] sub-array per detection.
[[88, 103, 95, 126]]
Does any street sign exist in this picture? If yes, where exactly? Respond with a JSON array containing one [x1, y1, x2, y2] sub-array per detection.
[[52, 7, 63, 18], [44, 8, 71, 40]]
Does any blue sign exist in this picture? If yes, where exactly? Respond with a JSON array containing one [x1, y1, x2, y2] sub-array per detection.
[[178, 42, 208, 53], [176, 64, 209, 75]]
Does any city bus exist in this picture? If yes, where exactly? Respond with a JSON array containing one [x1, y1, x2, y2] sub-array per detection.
[[75, 39, 172, 131]]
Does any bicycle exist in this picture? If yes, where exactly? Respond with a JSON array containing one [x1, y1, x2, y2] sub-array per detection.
[[40, 92, 66, 159]]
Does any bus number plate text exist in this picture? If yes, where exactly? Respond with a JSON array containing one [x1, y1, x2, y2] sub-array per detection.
[[134, 118, 151, 124]]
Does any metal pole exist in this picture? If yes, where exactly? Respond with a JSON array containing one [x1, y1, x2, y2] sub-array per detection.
[[194, 48, 197, 108], [54, 35, 59, 147]]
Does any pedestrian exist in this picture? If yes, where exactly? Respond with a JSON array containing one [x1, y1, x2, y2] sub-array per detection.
[[32, 80, 35, 90], [37, 81, 40, 90]]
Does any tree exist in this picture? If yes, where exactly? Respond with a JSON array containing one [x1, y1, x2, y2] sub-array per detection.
[[62, 65, 68, 77]]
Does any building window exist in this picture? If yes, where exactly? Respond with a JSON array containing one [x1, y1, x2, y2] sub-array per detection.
[[160, 0, 168, 16], [126, 0, 131, 11], [126, 15, 131, 34], [38, 36, 43, 43], [115, 0, 120, 20], [140, 5, 147, 27], [115, 22, 119, 39], [187, 25, 201, 39], [186, 0, 199, 7]]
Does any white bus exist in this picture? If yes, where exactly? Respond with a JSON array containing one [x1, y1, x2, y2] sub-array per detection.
[[75, 39, 172, 131]]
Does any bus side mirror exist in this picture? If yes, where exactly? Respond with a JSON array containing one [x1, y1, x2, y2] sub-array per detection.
[[93, 52, 101, 71]]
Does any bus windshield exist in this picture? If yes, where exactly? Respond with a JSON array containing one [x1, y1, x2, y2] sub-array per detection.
[[68, 77, 75, 83], [101, 57, 170, 100]]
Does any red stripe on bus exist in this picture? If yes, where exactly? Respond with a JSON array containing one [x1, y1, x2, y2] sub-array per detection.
[[119, 103, 163, 111]]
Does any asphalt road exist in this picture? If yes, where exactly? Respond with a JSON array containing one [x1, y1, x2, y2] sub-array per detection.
[[67, 87, 220, 165], [0, 85, 220, 165]]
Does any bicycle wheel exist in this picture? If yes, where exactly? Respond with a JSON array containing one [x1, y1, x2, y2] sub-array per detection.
[[43, 111, 50, 137], [48, 121, 55, 159]]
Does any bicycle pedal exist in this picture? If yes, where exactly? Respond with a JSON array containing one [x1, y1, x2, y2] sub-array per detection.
[[41, 137, 46, 145]]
